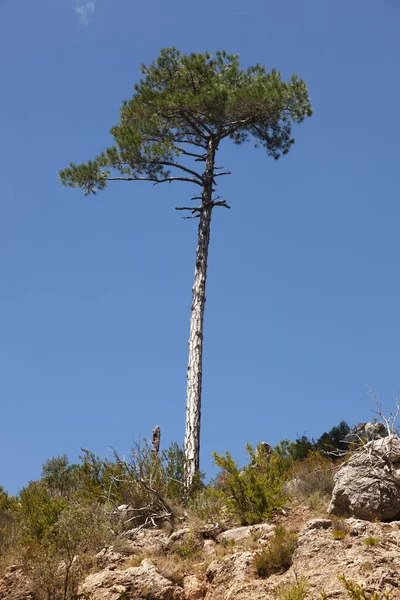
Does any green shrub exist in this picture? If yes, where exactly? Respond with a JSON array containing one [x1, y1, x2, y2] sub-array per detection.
[[275, 576, 308, 600], [41, 455, 80, 499], [19, 481, 68, 543], [275, 420, 351, 462], [338, 574, 393, 599], [0, 486, 19, 563], [316, 421, 350, 454], [275, 436, 315, 461], [174, 531, 201, 559], [364, 536, 380, 546], [331, 517, 349, 540], [212, 443, 289, 525], [26, 502, 111, 600], [254, 524, 297, 578]]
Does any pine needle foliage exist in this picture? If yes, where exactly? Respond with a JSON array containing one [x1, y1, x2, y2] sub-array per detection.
[[60, 48, 312, 195]]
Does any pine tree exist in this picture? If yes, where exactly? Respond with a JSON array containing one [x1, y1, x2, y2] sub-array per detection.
[[60, 48, 312, 485]]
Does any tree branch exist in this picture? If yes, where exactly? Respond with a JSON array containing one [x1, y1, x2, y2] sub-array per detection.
[[213, 171, 231, 178], [107, 176, 158, 182], [175, 205, 203, 213], [172, 137, 207, 149], [159, 161, 202, 180], [105, 176, 202, 187], [213, 200, 231, 209], [177, 148, 206, 161], [153, 176, 203, 187], [180, 110, 214, 137]]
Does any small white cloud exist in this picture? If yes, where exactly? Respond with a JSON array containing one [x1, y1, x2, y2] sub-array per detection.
[[74, 1, 95, 25]]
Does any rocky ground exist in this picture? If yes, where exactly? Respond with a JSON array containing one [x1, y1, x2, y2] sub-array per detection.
[[2, 507, 400, 600], [3, 434, 400, 599]]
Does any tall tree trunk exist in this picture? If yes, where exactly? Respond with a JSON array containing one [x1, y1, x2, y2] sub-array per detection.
[[184, 139, 215, 486]]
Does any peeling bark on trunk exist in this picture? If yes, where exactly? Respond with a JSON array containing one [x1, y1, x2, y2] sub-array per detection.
[[184, 139, 215, 486]]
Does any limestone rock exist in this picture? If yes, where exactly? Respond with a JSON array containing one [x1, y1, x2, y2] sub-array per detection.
[[78, 559, 181, 600], [292, 518, 400, 599], [78, 517, 400, 600], [205, 550, 281, 600], [205, 518, 400, 600], [123, 528, 168, 554], [162, 528, 203, 554], [346, 422, 388, 445], [206, 551, 253, 585], [202, 539, 217, 559], [216, 522, 275, 544], [302, 518, 332, 531], [95, 546, 127, 568], [182, 575, 207, 600], [328, 435, 400, 521], [196, 522, 221, 539], [0, 567, 34, 600]]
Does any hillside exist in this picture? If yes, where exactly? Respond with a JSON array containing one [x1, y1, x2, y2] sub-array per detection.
[[1, 424, 400, 600]]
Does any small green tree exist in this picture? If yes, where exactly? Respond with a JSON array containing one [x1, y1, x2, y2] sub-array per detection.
[[60, 48, 312, 485], [0, 486, 18, 559], [25, 502, 110, 600], [51, 502, 110, 600], [19, 481, 67, 543], [317, 421, 350, 455], [275, 435, 315, 461], [212, 443, 289, 524], [41, 454, 80, 499]]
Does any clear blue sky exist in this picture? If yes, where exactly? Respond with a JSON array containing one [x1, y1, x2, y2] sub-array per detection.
[[1, 0, 400, 495]]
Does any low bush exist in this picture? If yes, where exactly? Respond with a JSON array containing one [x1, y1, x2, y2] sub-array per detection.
[[332, 517, 349, 540], [288, 452, 336, 506], [337, 574, 393, 599], [24, 502, 111, 600], [275, 576, 308, 600], [212, 443, 289, 525], [364, 536, 380, 547], [174, 531, 202, 559], [254, 524, 297, 578], [79, 438, 201, 531], [186, 485, 226, 523]]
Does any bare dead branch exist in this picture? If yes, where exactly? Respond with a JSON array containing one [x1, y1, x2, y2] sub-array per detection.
[[213, 171, 231, 178], [367, 387, 400, 436], [213, 200, 231, 209], [175, 206, 202, 213]]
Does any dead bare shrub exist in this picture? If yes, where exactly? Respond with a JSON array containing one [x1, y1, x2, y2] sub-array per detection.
[[288, 453, 336, 506]]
